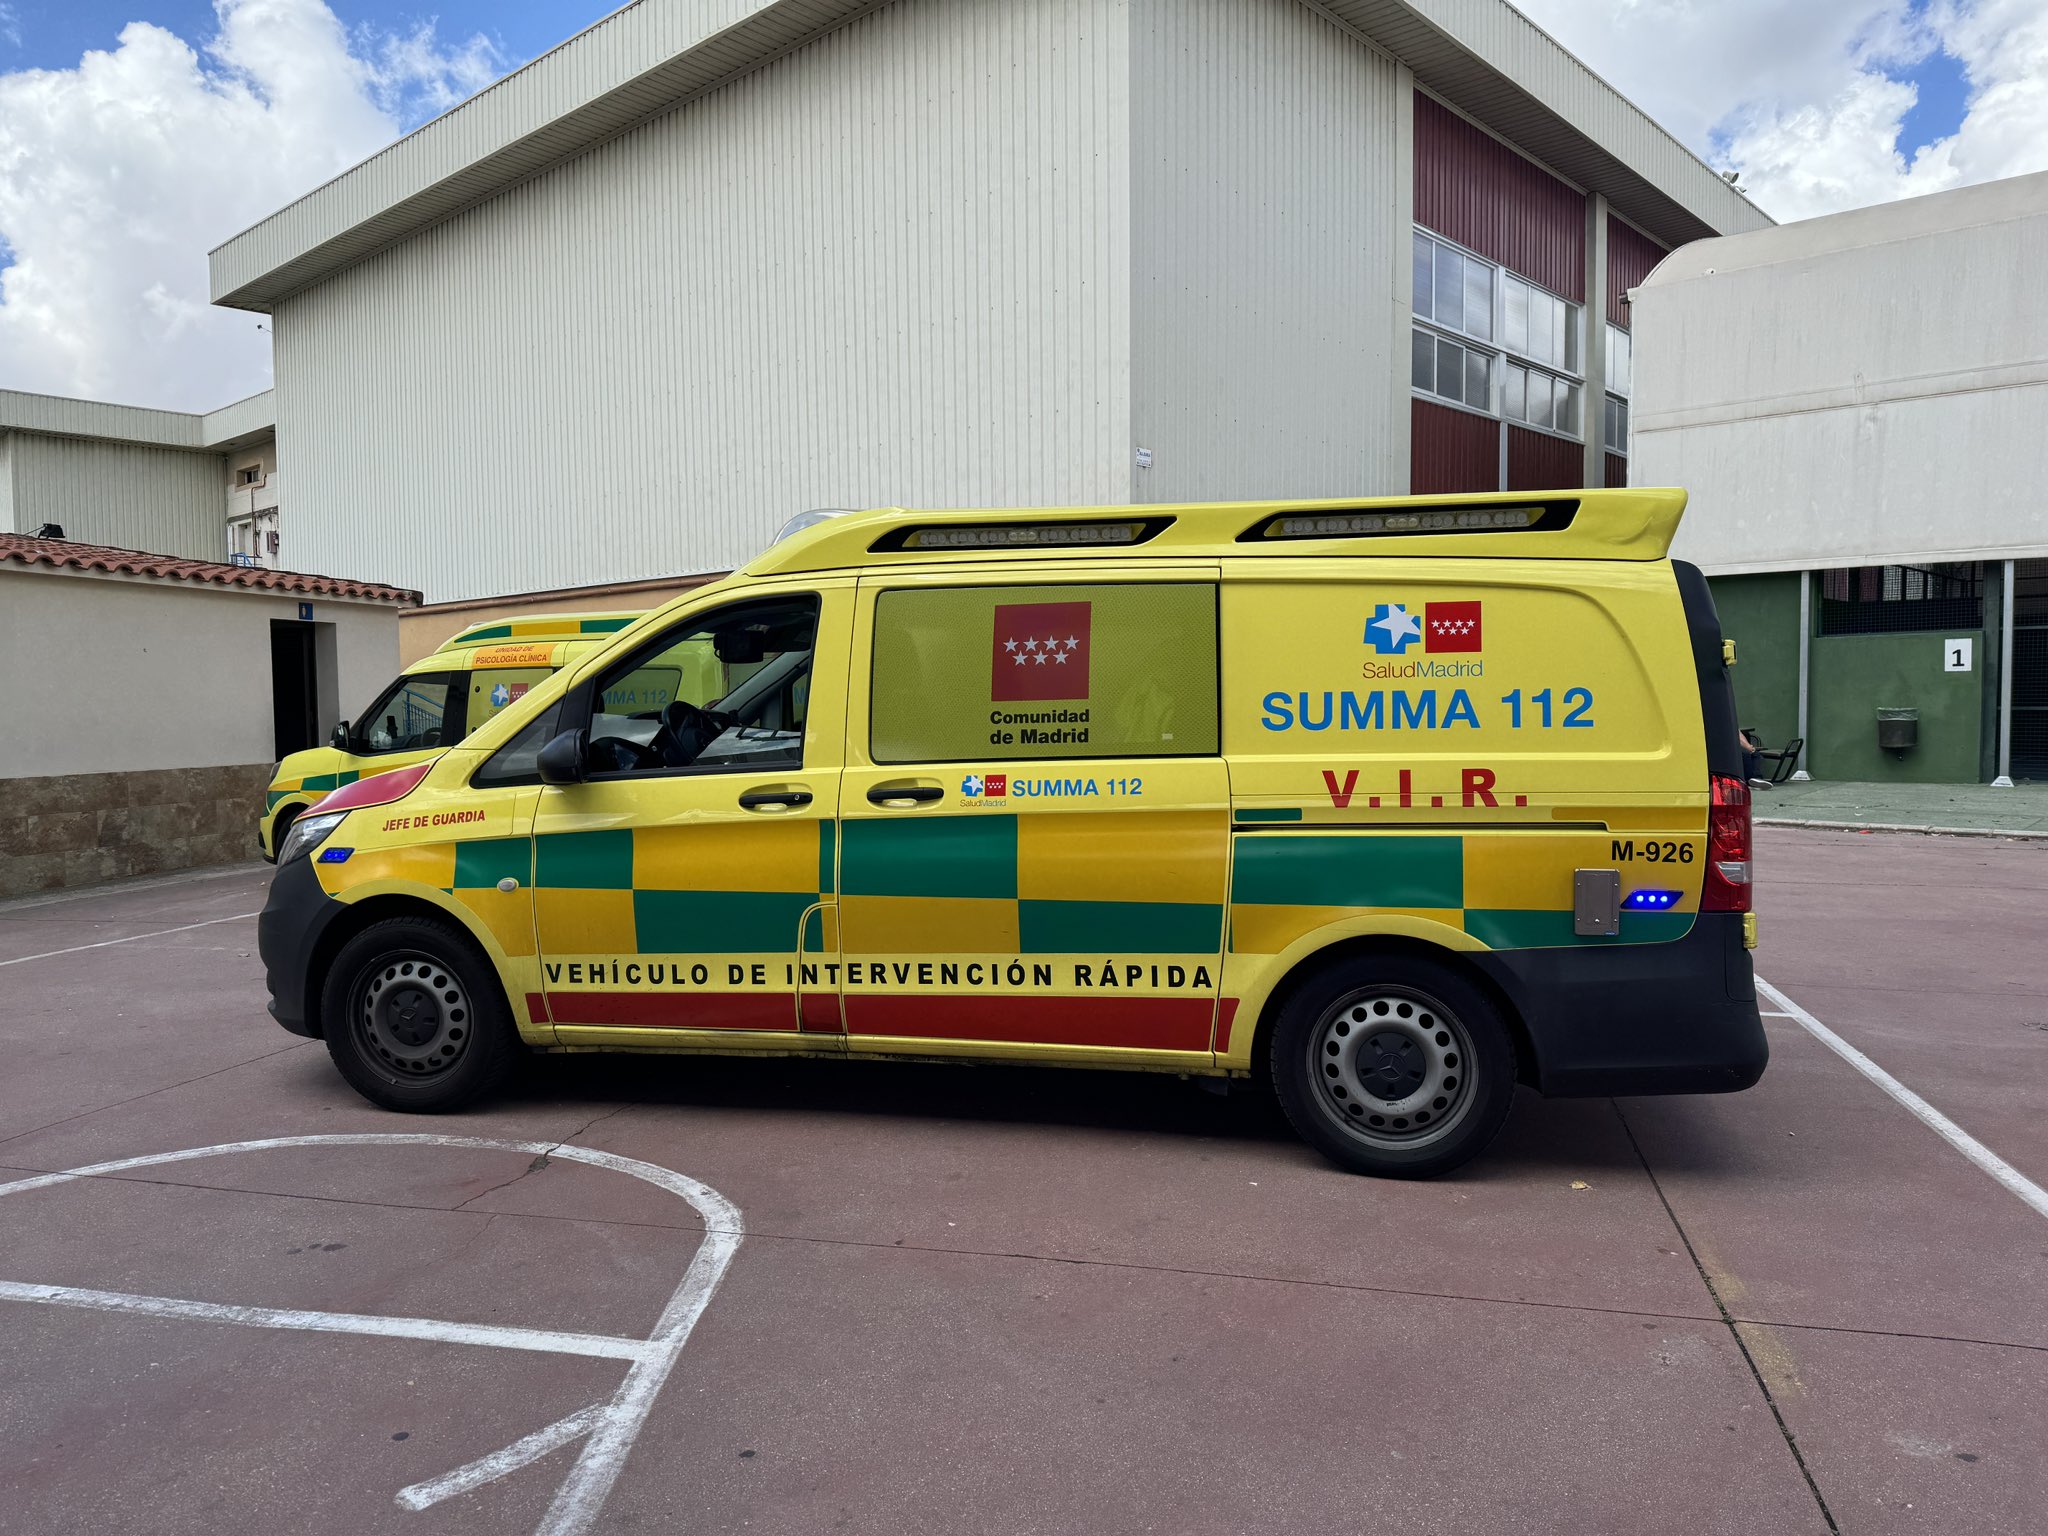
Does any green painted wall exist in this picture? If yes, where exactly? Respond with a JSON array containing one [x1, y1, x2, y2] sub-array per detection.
[[1812, 629, 1987, 783], [1708, 574, 1802, 753]]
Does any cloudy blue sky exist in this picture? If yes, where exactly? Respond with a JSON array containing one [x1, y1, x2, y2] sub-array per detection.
[[2, 0, 2044, 410]]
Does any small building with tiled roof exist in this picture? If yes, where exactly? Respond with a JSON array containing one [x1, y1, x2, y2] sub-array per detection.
[[1, 535, 414, 898]]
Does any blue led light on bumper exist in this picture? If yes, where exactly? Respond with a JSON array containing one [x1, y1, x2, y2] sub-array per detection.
[[1623, 889, 1681, 910], [317, 847, 354, 864]]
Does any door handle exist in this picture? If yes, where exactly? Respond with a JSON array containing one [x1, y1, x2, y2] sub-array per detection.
[[867, 784, 943, 807], [739, 788, 813, 811]]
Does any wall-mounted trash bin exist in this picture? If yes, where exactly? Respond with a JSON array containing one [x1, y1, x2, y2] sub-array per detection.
[[1876, 707, 1919, 754]]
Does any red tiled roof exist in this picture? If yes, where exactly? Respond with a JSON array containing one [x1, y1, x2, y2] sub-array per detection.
[[0, 535, 420, 605]]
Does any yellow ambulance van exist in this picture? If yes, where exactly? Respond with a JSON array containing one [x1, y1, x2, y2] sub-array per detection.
[[258, 491, 1764, 1177], [259, 612, 643, 859]]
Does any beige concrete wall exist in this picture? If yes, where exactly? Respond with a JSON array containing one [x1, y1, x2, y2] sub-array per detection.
[[0, 566, 406, 896], [398, 574, 719, 666], [0, 567, 401, 778]]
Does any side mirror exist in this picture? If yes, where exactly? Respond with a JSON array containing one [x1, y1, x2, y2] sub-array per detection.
[[330, 720, 352, 750], [536, 728, 590, 786]]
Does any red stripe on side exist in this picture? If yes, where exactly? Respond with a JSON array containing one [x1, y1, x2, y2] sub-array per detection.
[[1214, 998, 1240, 1054], [799, 992, 842, 1032], [844, 995, 1212, 1053], [524, 992, 550, 1024], [546, 992, 796, 1031]]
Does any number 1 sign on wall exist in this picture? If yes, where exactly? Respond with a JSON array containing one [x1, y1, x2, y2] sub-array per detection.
[[1944, 638, 1974, 673]]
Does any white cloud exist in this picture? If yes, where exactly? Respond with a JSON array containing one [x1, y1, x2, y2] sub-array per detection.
[[1514, 0, 2048, 221], [0, 0, 501, 410]]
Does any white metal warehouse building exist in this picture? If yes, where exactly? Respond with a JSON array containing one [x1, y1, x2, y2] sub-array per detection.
[[209, 0, 1768, 609], [1636, 170, 2048, 784]]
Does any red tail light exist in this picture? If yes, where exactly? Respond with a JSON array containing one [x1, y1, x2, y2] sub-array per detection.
[[311, 760, 435, 815], [1702, 773, 1752, 912]]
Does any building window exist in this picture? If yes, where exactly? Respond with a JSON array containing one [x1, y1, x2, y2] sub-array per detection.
[[238, 466, 261, 485], [1503, 362, 1580, 435], [1411, 328, 1492, 411], [1412, 228, 1582, 439], [1818, 563, 1983, 635], [1413, 230, 1493, 344], [1603, 394, 1629, 455], [1604, 324, 1632, 458]]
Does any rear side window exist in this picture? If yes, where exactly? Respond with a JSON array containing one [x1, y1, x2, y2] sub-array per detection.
[[466, 667, 551, 729], [869, 583, 1219, 764]]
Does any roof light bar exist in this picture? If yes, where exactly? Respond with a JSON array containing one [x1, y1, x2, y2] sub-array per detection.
[[1244, 502, 1574, 542], [872, 518, 1168, 553]]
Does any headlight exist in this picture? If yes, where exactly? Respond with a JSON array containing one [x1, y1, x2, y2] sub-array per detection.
[[278, 811, 348, 865]]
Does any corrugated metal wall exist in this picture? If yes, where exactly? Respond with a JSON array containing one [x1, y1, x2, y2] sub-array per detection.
[[1604, 450, 1626, 488], [1410, 398, 1496, 494], [275, 0, 1134, 604], [1606, 214, 1665, 327], [1414, 92, 1584, 300], [1505, 423, 1578, 491], [6, 435, 222, 559], [1128, 0, 1404, 504]]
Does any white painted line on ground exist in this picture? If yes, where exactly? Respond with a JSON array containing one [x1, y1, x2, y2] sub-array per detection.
[[397, 1405, 607, 1511], [1758, 977, 2048, 1222], [1759, 1010, 1796, 1018], [0, 1133, 745, 1535], [0, 912, 260, 968], [0, 1280, 649, 1360]]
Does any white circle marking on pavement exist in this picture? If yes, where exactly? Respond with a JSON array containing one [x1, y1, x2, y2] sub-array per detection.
[[0, 1133, 744, 1535]]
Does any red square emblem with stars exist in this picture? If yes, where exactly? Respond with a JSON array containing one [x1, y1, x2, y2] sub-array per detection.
[[992, 602, 1092, 701], [1426, 601, 1483, 653]]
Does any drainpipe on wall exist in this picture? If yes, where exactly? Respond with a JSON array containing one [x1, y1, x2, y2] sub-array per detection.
[[1793, 572, 1812, 780], [1583, 195, 1609, 489], [1992, 557, 2015, 787]]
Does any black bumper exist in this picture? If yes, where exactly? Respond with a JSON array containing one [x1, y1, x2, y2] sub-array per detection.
[[1468, 912, 1767, 1097], [257, 854, 343, 1039]]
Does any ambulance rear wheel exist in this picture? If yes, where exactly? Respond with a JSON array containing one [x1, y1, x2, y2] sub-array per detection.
[[320, 916, 516, 1112], [1271, 955, 1515, 1178]]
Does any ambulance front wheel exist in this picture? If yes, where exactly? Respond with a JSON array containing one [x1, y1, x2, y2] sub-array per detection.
[[1271, 955, 1516, 1178], [320, 915, 518, 1112]]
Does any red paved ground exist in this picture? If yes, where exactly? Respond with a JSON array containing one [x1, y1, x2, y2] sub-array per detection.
[[0, 829, 2042, 1534]]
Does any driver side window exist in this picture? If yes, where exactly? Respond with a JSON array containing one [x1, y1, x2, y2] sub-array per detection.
[[359, 672, 462, 755], [584, 595, 818, 776]]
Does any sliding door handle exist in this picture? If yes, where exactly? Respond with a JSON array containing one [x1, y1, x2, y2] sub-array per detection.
[[739, 788, 813, 811], [867, 784, 943, 806]]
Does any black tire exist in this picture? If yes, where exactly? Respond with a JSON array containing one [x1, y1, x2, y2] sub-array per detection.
[[268, 805, 302, 865], [319, 916, 518, 1112], [1270, 953, 1516, 1178]]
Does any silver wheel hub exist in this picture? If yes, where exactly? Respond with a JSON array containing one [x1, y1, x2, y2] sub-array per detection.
[[1311, 987, 1474, 1149], [357, 954, 470, 1078]]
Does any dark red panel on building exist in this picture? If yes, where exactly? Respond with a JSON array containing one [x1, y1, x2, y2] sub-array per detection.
[[1415, 94, 1585, 301], [1605, 452, 1628, 488], [1412, 399, 1499, 494], [1607, 215, 1667, 328], [1505, 425, 1582, 492]]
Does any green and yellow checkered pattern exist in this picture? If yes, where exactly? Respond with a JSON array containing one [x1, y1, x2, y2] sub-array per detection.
[[837, 810, 1227, 957], [533, 819, 831, 957], [1227, 831, 1697, 953]]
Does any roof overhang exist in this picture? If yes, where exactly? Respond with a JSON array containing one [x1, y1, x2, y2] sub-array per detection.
[[0, 389, 274, 453], [1321, 0, 1770, 247], [210, 0, 1769, 314]]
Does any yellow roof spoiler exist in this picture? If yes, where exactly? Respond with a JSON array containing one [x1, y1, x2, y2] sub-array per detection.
[[745, 488, 1687, 576]]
